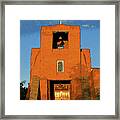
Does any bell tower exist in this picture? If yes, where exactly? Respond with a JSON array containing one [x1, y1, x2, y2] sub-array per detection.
[[29, 24, 81, 100]]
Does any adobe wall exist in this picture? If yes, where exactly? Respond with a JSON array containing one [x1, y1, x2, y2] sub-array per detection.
[[30, 24, 81, 81], [28, 24, 100, 100]]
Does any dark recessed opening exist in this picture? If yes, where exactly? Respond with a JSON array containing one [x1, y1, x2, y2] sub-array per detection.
[[50, 80, 71, 100], [52, 32, 68, 49]]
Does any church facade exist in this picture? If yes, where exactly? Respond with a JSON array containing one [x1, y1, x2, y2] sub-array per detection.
[[26, 24, 100, 100]]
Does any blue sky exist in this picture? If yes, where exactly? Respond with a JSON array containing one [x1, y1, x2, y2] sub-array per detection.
[[20, 20, 100, 87]]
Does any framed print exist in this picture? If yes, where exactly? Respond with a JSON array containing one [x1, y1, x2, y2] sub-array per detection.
[[0, 0, 119, 119]]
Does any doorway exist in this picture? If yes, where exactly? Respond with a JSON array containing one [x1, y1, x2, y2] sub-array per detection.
[[50, 80, 71, 100]]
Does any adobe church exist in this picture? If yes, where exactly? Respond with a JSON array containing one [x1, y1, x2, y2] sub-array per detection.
[[26, 24, 100, 100]]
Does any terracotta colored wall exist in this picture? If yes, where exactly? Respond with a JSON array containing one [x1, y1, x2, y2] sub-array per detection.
[[92, 68, 100, 89], [31, 24, 81, 81], [29, 24, 100, 100], [90, 68, 100, 99], [80, 49, 91, 77]]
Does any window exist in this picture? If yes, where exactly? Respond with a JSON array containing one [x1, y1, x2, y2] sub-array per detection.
[[53, 32, 68, 49], [57, 60, 64, 72]]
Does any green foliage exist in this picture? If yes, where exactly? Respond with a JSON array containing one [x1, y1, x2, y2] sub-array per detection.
[[20, 80, 27, 100]]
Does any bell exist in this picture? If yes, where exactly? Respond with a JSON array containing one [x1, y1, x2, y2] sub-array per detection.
[[59, 36, 62, 39]]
